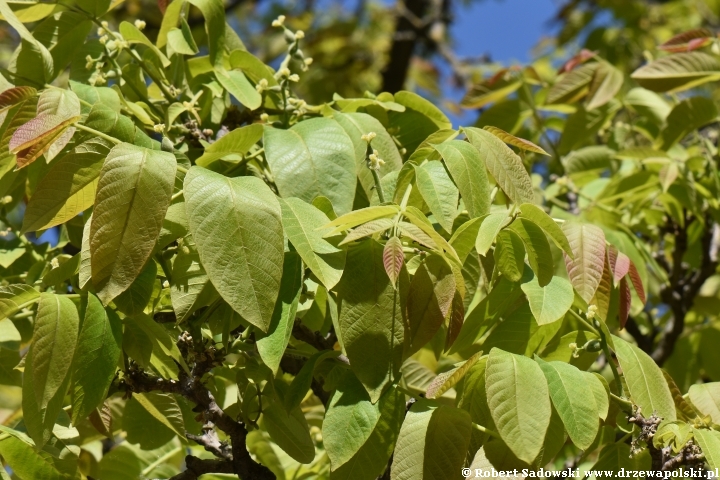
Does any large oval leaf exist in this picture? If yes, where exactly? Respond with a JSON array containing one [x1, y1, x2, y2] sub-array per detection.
[[184, 166, 284, 332], [536, 358, 599, 450], [170, 235, 218, 323], [611, 335, 676, 421], [264, 118, 357, 215], [631, 52, 720, 92], [30, 293, 79, 410], [521, 274, 574, 325], [485, 348, 551, 464], [414, 161, 458, 233], [90, 143, 176, 304], [71, 293, 122, 424], [434, 140, 492, 218]]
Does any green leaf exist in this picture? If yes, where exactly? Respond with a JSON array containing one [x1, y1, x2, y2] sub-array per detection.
[[475, 211, 508, 256], [0, 431, 64, 480], [34, 11, 93, 75], [167, 18, 199, 56], [434, 140, 492, 218], [509, 218, 553, 286], [330, 384, 405, 480], [390, 91, 452, 154], [586, 62, 624, 110], [119, 21, 170, 67], [406, 254, 455, 357], [693, 428, 720, 471], [184, 166, 284, 331], [390, 401, 472, 480], [170, 235, 218, 323], [415, 161, 458, 232], [83, 103, 155, 148], [518, 204, 572, 255], [22, 137, 111, 233], [157, 0, 185, 48], [187, 0, 225, 66], [71, 293, 122, 424], [285, 350, 340, 412], [332, 112, 403, 199], [688, 383, 720, 424], [464, 127, 535, 205], [426, 351, 484, 399], [624, 88, 671, 125], [494, 230, 526, 282], [337, 240, 406, 403], [325, 205, 400, 235], [195, 123, 263, 167], [547, 63, 598, 105], [0, 284, 40, 320], [659, 96, 718, 150], [30, 293, 79, 409], [449, 217, 483, 263], [215, 67, 262, 110], [280, 197, 345, 290], [562, 222, 606, 303], [521, 274, 574, 325], [485, 348, 551, 463], [114, 261, 157, 316], [585, 372, 610, 421], [631, 52, 720, 92], [90, 143, 176, 304], [256, 252, 303, 374], [262, 401, 315, 464], [132, 392, 185, 437], [264, 118, 357, 215], [79, 214, 92, 290], [324, 374, 382, 469], [75, 0, 111, 16], [0, 1, 53, 82], [536, 358, 599, 450], [611, 335, 676, 421]]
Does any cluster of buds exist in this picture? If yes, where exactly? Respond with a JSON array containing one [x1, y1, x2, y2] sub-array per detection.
[[153, 124, 166, 133], [287, 97, 308, 116], [586, 304, 598, 320], [272, 15, 313, 73], [276, 67, 300, 83], [363, 132, 385, 170]]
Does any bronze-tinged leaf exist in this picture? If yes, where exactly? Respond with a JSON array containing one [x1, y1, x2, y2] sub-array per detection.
[[89, 401, 113, 438], [445, 290, 464, 351], [662, 370, 699, 421], [619, 277, 631, 329], [558, 49, 596, 73], [0, 87, 36, 114], [9, 114, 77, 157], [659, 28, 714, 53], [627, 260, 646, 304], [15, 123, 74, 169], [607, 245, 630, 284], [592, 254, 612, 322], [482, 126, 549, 156], [383, 236, 404, 288], [562, 222, 606, 303], [158, 0, 169, 14]]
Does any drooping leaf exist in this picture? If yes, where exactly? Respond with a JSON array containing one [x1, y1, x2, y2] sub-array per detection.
[[659, 96, 718, 150], [383, 236, 405, 288], [434, 140, 492, 217], [390, 400, 472, 480], [521, 274, 574, 325], [475, 211, 509, 256], [494, 229, 526, 282], [464, 127, 535, 204], [71, 293, 122, 424], [586, 62, 624, 110], [262, 402, 315, 464], [215, 67, 262, 110], [414, 160, 458, 232], [336, 240, 406, 402], [485, 348, 551, 463], [0, 284, 40, 320], [518, 204, 572, 256], [184, 166, 284, 332], [30, 293, 79, 409], [170, 236, 218, 323], [280, 197, 345, 290], [0, 87, 36, 114], [90, 143, 176, 304], [536, 358, 599, 450], [509, 218, 553, 286], [285, 350, 340, 413], [659, 29, 713, 52], [547, 63, 598, 105], [264, 118, 357, 215], [426, 351, 484, 399], [132, 392, 185, 437], [325, 205, 399, 235], [619, 277, 631, 328], [631, 52, 720, 92], [562, 222, 606, 303], [693, 428, 720, 471], [584, 372, 610, 421], [114, 261, 157, 316], [611, 335, 676, 421]]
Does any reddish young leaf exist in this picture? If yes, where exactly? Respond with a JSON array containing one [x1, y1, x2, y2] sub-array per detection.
[[619, 277, 631, 329], [0, 86, 36, 114], [9, 114, 77, 156], [562, 222, 606, 303], [627, 261, 646, 304], [659, 28, 713, 53], [383, 236, 404, 287], [158, 0, 169, 14], [607, 245, 630, 284], [592, 254, 613, 322], [444, 290, 464, 351], [14, 123, 74, 169], [558, 49, 596, 73]]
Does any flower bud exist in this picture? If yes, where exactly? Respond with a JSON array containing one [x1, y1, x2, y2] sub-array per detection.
[[271, 15, 286, 27], [134, 19, 146, 30], [288, 74, 300, 82], [304, 57, 314, 66], [153, 124, 166, 133], [295, 30, 305, 39]]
